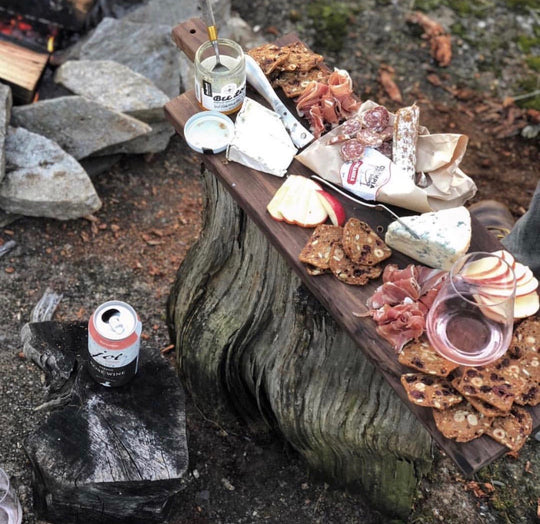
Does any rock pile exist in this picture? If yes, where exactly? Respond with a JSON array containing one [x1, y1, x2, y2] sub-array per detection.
[[0, 0, 265, 221]]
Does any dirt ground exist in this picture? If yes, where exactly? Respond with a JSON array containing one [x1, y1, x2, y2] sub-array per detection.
[[0, 1, 539, 523]]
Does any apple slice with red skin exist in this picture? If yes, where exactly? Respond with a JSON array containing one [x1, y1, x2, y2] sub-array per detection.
[[462, 255, 505, 281], [491, 249, 515, 271], [315, 190, 346, 226], [514, 290, 540, 319]]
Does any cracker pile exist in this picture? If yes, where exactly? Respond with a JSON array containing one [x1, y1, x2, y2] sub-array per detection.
[[247, 42, 330, 98], [298, 219, 392, 285], [399, 317, 539, 451]]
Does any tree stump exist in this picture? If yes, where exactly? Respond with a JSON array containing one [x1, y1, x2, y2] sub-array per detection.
[[167, 169, 433, 519], [23, 321, 188, 524]]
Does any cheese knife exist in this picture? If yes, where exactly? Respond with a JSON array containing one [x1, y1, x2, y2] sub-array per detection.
[[311, 175, 422, 239], [245, 54, 314, 149]]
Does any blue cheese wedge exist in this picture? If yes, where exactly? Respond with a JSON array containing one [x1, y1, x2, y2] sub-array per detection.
[[226, 97, 297, 177], [385, 206, 471, 270]]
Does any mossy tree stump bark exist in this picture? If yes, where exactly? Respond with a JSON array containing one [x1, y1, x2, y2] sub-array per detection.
[[167, 169, 433, 518]]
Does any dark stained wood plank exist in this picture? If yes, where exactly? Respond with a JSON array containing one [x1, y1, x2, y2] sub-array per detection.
[[165, 19, 540, 475]]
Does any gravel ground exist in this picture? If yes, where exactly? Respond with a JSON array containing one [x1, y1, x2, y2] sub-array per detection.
[[0, 1, 539, 523]]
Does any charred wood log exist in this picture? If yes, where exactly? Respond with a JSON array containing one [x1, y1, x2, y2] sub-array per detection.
[[167, 169, 433, 519], [23, 321, 188, 523]]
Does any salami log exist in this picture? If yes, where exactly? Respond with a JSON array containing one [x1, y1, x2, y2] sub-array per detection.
[[392, 103, 420, 181]]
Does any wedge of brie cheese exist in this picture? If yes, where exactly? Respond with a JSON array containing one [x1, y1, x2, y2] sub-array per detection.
[[226, 97, 297, 177], [385, 206, 471, 270]]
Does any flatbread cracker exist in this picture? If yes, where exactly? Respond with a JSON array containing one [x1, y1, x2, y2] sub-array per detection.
[[328, 243, 382, 286], [399, 337, 460, 377], [433, 402, 493, 442], [342, 218, 392, 266], [485, 406, 532, 451], [401, 373, 463, 410], [299, 224, 343, 270]]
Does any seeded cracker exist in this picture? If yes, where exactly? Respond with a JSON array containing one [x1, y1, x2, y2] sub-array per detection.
[[247, 44, 291, 76], [467, 397, 507, 418], [299, 224, 343, 270], [399, 337, 460, 377], [342, 218, 392, 266], [400, 373, 463, 409], [433, 402, 493, 442], [485, 406, 533, 451], [513, 351, 540, 406], [279, 41, 324, 72], [328, 243, 382, 286], [453, 365, 527, 413], [508, 315, 540, 358]]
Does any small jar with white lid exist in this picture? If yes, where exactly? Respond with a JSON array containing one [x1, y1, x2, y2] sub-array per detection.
[[194, 38, 246, 114]]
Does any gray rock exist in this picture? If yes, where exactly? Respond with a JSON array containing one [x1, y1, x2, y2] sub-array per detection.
[[0, 84, 12, 184], [94, 121, 175, 156], [76, 17, 180, 98], [0, 127, 102, 220], [124, 0, 230, 28], [11, 96, 151, 160], [54, 60, 170, 123]]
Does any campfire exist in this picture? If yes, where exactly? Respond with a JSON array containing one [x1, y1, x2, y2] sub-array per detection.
[[0, 0, 104, 104]]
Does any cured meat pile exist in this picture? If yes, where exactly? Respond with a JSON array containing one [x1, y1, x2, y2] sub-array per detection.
[[364, 264, 447, 352], [326, 105, 395, 161], [295, 69, 361, 139]]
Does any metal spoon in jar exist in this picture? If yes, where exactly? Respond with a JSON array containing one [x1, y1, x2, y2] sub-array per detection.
[[200, 0, 229, 73]]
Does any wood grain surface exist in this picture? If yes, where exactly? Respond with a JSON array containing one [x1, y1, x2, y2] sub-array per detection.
[[165, 18, 539, 475]]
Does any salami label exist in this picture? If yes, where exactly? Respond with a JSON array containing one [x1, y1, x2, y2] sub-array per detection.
[[340, 148, 393, 200]]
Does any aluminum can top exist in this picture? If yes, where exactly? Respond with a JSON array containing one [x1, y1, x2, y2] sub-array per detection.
[[92, 300, 138, 341]]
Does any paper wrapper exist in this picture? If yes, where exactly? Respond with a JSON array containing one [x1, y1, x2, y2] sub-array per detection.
[[295, 100, 477, 213]]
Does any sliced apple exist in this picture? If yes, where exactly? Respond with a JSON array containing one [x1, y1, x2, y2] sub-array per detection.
[[514, 290, 540, 319], [267, 181, 291, 221], [474, 294, 508, 324], [514, 264, 532, 285], [462, 255, 504, 280], [516, 275, 538, 297], [279, 175, 328, 227], [491, 249, 515, 271], [315, 190, 346, 226]]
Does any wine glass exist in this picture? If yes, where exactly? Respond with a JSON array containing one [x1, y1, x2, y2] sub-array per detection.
[[0, 468, 22, 524], [426, 252, 516, 367]]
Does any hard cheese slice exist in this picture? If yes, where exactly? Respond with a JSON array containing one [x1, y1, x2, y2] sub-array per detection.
[[226, 97, 297, 177], [385, 206, 471, 270]]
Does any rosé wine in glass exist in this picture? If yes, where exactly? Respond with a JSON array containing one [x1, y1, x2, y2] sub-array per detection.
[[426, 252, 516, 367]]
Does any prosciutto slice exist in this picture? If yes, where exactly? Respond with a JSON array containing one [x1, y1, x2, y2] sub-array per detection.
[[295, 69, 360, 138], [365, 263, 447, 352], [373, 302, 426, 353]]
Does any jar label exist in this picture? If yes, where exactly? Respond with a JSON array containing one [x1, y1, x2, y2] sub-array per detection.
[[195, 78, 246, 113]]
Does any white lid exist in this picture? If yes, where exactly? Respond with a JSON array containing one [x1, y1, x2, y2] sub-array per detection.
[[184, 111, 234, 154]]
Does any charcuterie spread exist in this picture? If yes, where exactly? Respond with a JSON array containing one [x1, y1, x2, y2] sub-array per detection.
[[243, 39, 540, 456], [166, 20, 539, 469]]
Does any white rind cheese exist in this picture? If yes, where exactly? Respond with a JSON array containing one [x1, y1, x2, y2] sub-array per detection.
[[226, 97, 297, 177], [385, 206, 471, 270]]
